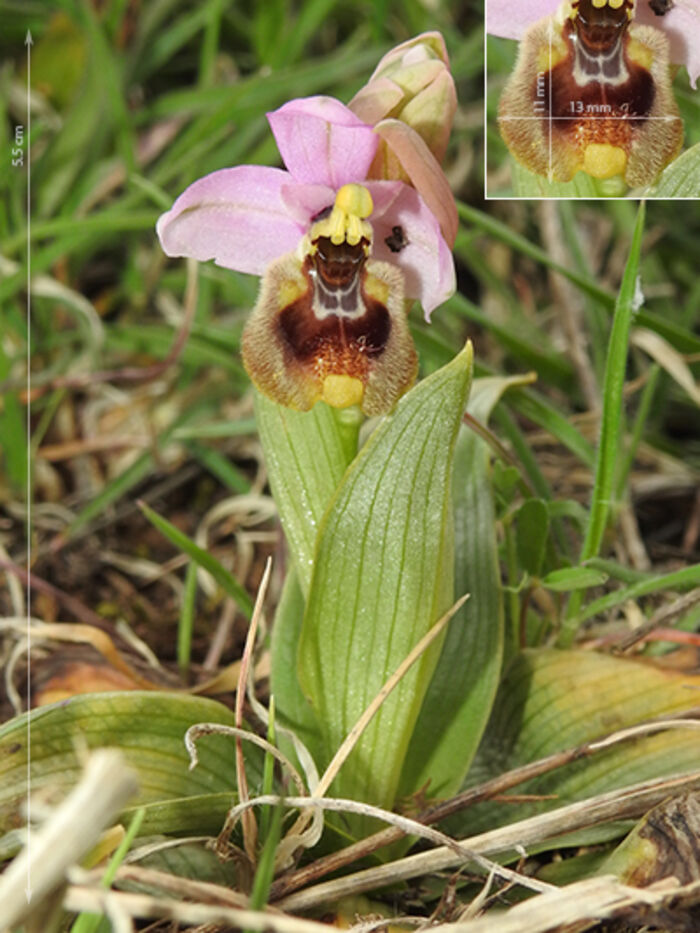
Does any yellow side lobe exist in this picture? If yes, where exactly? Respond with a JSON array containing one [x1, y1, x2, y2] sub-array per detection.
[[321, 374, 364, 409], [363, 273, 389, 305], [278, 276, 307, 308], [583, 143, 627, 179], [626, 36, 654, 70]]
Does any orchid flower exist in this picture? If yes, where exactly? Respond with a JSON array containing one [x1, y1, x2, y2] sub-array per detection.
[[493, 0, 685, 185], [487, 0, 700, 88], [349, 31, 458, 243], [157, 94, 456, 415]]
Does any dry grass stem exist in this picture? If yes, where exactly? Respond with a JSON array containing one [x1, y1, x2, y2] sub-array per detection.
[[277, 769, 700, 911], [0, 543, 25, 618], [61, 887, 336, 933], [615, 589, 700, 652], [427, 875, 700, 933], [270, 712, 700, 901], [235, 556, 272, 861], [537, 202, 600, 412], [0, 750, 138, 930], [184, 724, 306, 799], [91, 863, 251, 908], [0, 559, 113, 631], [225, 794, 553, 894]]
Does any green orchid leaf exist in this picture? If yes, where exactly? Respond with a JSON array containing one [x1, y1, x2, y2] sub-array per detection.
[[255, 392, 359, 596], [297, 345, 473, 818], [451, 649, 700, 842], [400, 374, 530, 800], [269, 569, 324, 770], [258, 395, 359, 769], [652, 143, 700, 198], [128, 839, 240, 886], [516, 499, 550, 578], [121, 792, 239, 838], [541, 566, 609, 591], [0, 693, 262, 842]]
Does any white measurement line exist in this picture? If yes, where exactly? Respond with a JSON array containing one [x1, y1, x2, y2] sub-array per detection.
[[500, 114, 682, 121], [548, 19, 553, 181], [25, 26, 33, 906]]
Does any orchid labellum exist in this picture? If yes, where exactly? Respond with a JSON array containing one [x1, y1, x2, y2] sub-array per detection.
[[495, 0, 686, 185]]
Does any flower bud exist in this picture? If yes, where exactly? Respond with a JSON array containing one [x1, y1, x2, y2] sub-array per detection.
[[350, 32, 457, 164], [349, 32, 459, 248]]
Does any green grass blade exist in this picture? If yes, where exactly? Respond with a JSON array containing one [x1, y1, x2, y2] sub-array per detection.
[[69, 807, 146, 933], [559, 201, 646, 646], [139, 501, 254, 617], [456, 201, 614, 308], [577, 564, 700, 625], [247, 798, 284, 919], [178, 561, 198, 675], [186, 440, 250, 494]]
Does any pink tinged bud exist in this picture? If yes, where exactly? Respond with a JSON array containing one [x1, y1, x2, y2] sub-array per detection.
[[396, 69, 456, 165], [349, 31, 457, 165], [349, 77, 405, 126], [369, 31, 451, 81]]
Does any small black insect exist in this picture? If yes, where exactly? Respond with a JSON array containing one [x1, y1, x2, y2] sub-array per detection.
[[648, 0, 673, 15], [385, 225, 408, 253]]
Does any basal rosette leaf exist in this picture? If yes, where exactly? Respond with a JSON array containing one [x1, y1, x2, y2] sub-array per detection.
[[451, 648, 700, 840], [297, 344, 473, 818], [0, 693, 262, 845], [270, 569, 325, 770]]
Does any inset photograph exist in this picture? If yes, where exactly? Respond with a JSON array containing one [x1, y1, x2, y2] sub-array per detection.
[[486, 0, 700, 197]]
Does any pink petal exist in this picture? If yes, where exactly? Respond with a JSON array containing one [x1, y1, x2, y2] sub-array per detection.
[[486, 0, 557, 39], [280, 182, 336, 227], [367, 181, 456, 317], [372, 119, 458, 248], [266, 96, 378, 189], [156, 166, 304, 275], [634, 0, 699, 88]]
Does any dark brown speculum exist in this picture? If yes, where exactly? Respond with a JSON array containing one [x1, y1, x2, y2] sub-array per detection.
[[277, 236, 391, 379], [539, 0, 655, 150]]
